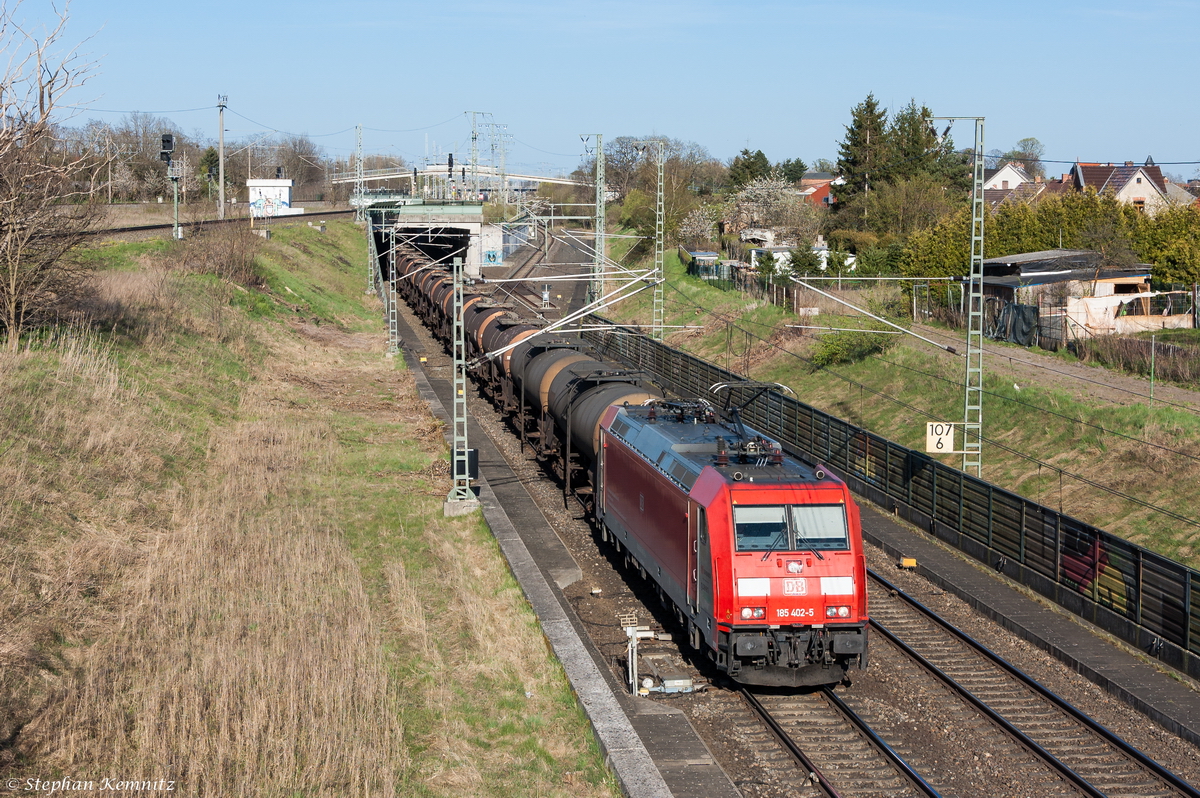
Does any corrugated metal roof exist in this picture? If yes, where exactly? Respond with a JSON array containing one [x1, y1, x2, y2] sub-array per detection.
[[983, 267, 1150, 288], [984, 249, 1096, 266]]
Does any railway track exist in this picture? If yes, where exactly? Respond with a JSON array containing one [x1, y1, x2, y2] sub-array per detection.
[[730, 570, 1200, 797], [387, 261, 1199, 797], [485, 237, 584, 318], [87, 208, 353, 237], [741, 687, 940, 798], [571, 323, 1200, 794], [861, 569, 1200, 798]]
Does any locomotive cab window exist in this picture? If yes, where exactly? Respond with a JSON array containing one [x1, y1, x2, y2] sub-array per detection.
[[734, 505, 849, 552]]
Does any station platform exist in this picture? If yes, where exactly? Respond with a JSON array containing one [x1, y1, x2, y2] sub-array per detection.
[[395, 308, 739, 798], [860, 501, 1200, 748]]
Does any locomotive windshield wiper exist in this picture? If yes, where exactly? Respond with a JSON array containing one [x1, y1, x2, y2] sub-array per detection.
[[760, 527, 788, 561], [796, 528, 825, 560], [760, 521, 824, 561]]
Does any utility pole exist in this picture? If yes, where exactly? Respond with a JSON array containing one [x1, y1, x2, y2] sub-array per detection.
[[354, 124, 365, 222], [104, 130, 112, 205], [217, 95, 227, 219]]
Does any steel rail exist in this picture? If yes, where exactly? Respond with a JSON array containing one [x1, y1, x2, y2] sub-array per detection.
[[85, 208, 354, 237], [739, 689, 841, 798], [821, 687, 943, 798], [869, 569, 1200, 798], [869, 614, 1107, 797], [740, 687, 943, 798]]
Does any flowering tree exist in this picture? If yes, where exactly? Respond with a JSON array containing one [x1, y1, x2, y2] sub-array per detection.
[[678, 205, 718, 247], [724, 176, 824, 246]]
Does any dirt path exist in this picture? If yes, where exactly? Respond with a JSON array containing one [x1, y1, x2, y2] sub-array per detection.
[[914, 323, 1200, 412]]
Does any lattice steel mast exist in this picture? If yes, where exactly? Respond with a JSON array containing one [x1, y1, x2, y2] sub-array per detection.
[[584, 134, 605, 306], [634, 140, 666, 340], [354, 124, 365, 222], [653, 145, 664, 340], [447, 255, 474, 505], [964, 118, 985, 477]]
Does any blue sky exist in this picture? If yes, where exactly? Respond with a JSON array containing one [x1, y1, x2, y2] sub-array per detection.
[[50, 0, 1200, 178]]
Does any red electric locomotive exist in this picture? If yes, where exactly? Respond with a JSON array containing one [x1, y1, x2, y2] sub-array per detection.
[[595, 400, 869, 687]]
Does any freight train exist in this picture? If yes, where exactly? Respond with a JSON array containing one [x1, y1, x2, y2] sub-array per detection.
[[388, 242, 869, 687]]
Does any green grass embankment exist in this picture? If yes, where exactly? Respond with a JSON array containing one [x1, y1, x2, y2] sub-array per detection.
[[0, 222, 616, 797]]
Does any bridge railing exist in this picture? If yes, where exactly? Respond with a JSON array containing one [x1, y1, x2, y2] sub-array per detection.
[[582, 321, 1200, 683]]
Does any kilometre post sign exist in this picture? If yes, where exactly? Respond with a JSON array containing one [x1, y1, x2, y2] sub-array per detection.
[[925, 422, 960, 454]]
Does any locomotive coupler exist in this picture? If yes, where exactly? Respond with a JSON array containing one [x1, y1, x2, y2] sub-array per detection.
[[808, 628, 829, 662]]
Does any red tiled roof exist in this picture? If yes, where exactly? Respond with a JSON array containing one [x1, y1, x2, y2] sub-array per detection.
[[1074, 162, 1167, 194]]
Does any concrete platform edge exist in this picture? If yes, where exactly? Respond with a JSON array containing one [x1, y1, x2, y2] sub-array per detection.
[[400, 348, 675, 798]]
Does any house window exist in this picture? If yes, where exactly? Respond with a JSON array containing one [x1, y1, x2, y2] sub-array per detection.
[[1136, 177, 1142, 184], [1133, 199, 1146, 213], [1002, 180, 1009, 189]]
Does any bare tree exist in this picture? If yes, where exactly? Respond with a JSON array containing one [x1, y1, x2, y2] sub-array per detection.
[[0, 0, 100, 350]]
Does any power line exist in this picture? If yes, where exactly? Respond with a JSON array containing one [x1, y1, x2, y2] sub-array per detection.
[[224, 108, 354, 138], [911, 324, 1200, 416], [684, 281, 1200, 418], [512, 138, 582, 158], [862, 349, 1200, 464], [657, 280, 1200, 529], [363, 113, 464, 133], [63, 104, 212, 114]]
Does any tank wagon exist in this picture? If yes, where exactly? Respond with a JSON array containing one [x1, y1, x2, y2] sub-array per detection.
[[391, 247, 868, 686]]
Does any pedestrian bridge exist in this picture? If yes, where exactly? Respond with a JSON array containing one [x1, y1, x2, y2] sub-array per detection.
[[330, 165, 585, 187]]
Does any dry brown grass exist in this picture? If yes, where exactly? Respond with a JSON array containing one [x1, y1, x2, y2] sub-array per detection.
[[17, 373, 405, 795], [4, 224, 615, 797], [0, 328, 164, 753]]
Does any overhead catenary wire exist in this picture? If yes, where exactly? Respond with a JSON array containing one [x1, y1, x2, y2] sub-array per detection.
[[654, 279, 1200, 529], [910, 323, 1200, 416], [862, 349, 1200, 465], [668, 275, 1200, 417]]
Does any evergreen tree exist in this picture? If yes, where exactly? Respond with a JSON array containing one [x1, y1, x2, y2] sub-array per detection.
[[777, 157, 808, 184], [199, 146, 219, 175], [728, 148, 770, 188], [834, 93, 888, 204], [887, 101, 971, 191], [788, 246, 822, 274], [756, 249, 779, 276]]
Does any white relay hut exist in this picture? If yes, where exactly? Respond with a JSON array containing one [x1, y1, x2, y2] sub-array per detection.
[[247, 178, 304, 217]]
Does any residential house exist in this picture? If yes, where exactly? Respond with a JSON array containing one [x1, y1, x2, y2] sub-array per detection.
[[1056, 158, 1169, 214], [985, 163, 1034, 192], [797, 172, 844, 207], [1165, 182, 1200, 207], [983, 157, 1185, 214]]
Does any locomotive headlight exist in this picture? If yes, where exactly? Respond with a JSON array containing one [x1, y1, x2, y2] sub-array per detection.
[[825, 605, 851, 618], [741, 607, 766, 620], [786, 559, 804, 574]]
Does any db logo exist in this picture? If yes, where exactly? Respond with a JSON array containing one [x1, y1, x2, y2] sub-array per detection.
[[783, 578, 807, 596]]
